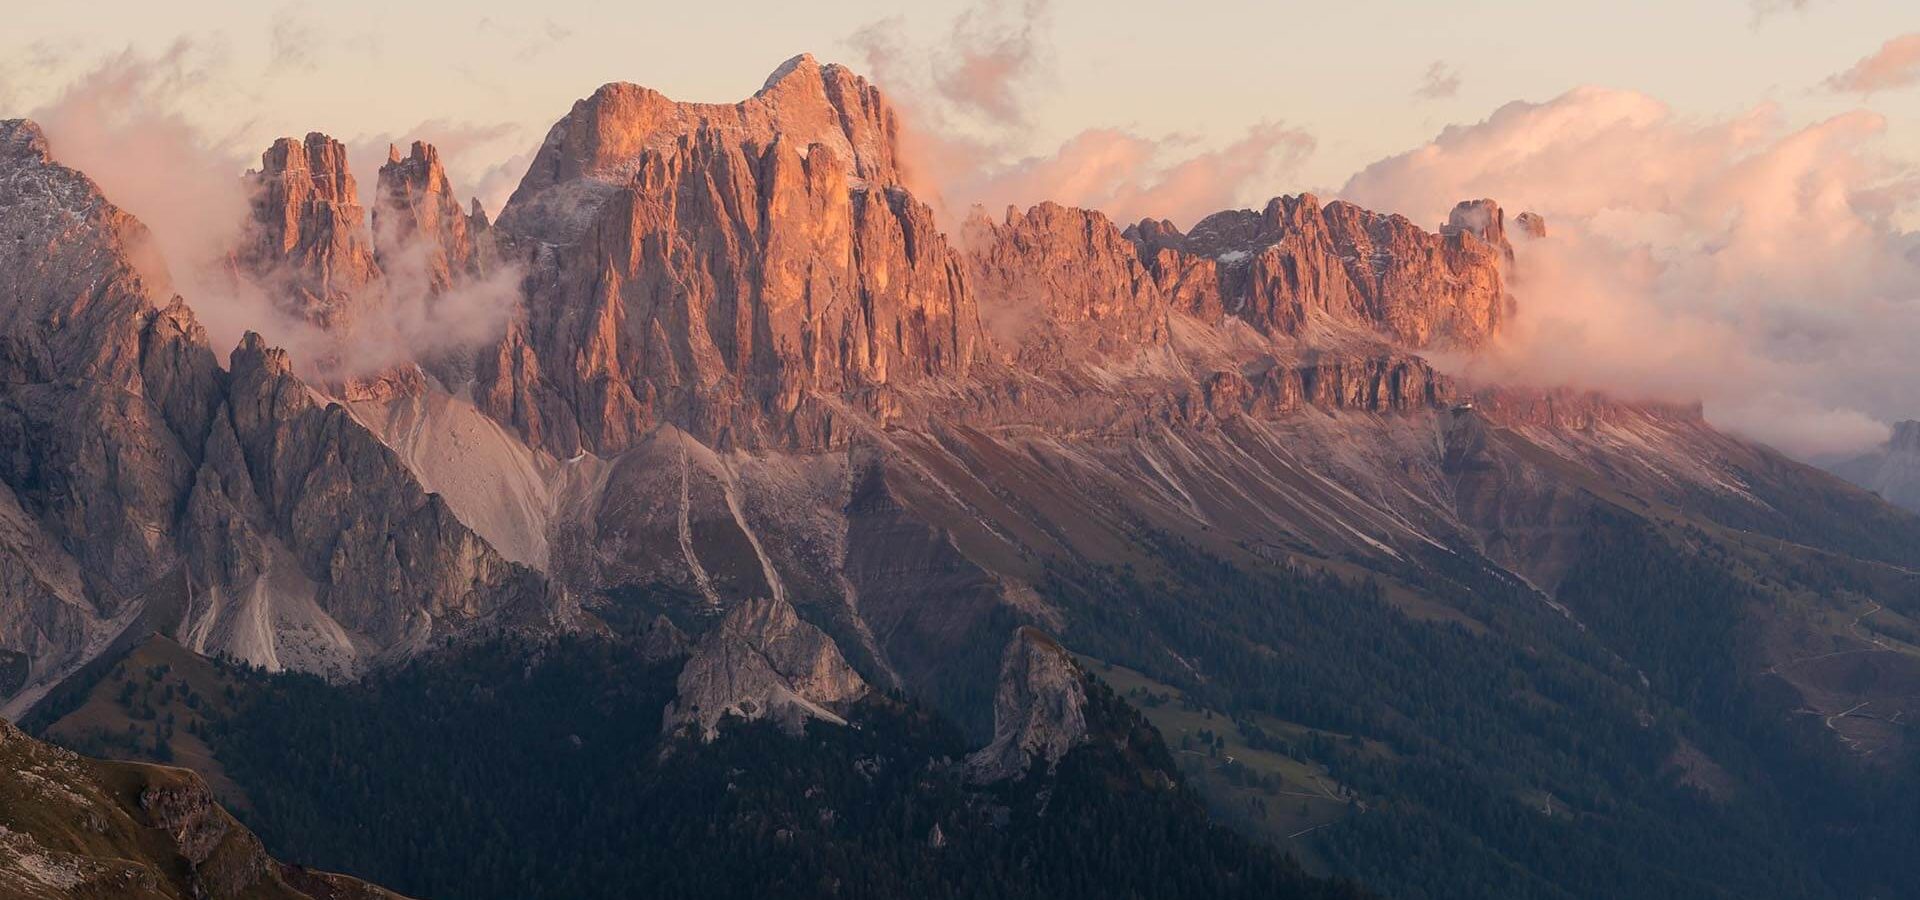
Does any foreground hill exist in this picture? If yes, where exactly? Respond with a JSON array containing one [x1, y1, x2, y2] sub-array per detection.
[[0, 718, 402, 899]]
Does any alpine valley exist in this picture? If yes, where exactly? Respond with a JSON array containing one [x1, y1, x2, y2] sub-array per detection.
[[4, 54, 1920, 900]]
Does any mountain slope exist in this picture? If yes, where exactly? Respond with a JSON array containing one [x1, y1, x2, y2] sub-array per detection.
[[0, 118, 553, 717], [0, 718, 403, 899]]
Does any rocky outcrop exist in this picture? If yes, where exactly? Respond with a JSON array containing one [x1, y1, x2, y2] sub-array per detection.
[[966, 202, 1170, 362], [1514, 211, 1548, 240], [1193, 353, 1455, 420], [0, 119, 225, 707], [663, 595, 869, 741], [199, 333, 549, 652], [373, 141, 487, 295], [966, 627, 1088, 782], [499, 53, 904, 245], [236, 133, 384, 332], [479, 119, 979, 455], [638, 613, 692, 663], [0, 720, 405, 899], [1128, 217, 1225, 321], [1139, 194, 1509, 348]]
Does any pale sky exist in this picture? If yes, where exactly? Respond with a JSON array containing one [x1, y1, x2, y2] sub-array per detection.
[[3, 0, 1916, 200]]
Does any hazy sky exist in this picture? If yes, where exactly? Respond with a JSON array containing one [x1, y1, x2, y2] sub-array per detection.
[[4, 0, 1914, 198], [4, 0, 1919, 456]]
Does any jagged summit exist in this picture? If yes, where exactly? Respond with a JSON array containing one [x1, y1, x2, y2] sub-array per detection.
[[373, 139, 488, 296], [496, 54, 903, 244], [0, 118, 49, 158], [236, 132, 382, 332]]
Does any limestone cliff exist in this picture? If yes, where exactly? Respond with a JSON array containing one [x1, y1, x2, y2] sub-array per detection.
[[966, 627, 1088, 782], [663, 595, 869, 741]]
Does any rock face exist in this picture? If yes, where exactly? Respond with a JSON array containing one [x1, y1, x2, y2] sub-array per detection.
[[499, 52, 904, 245], [1133, 193, 1509, 347], [967, 627, 1088, 782], [663, 595, 870, 740], [966, 202, 1171, 361], [373, 141, 487, 295], [479, 65, 980, 453], [0, 719, 404, 899], [236, 133, 384, 332]]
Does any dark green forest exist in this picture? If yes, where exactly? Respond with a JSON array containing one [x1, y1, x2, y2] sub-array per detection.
[[1035, 510, 1920, 899], [191, 636, 1364, 900], [23, 503, 1920, 900]]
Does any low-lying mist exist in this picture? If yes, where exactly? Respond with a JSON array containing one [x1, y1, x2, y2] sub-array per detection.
[[1342, 87, 1920, 457]]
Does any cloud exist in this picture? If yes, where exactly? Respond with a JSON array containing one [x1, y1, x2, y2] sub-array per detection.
[[849, 0, 1311, 229], [1749, 0, 1812, 25], [268, 4, 382, 74], [474, 17, 577, 63], [29, 44, 522, 384], [1414, 62, 1461, 100], [1825, 33, 1920, 95], [952, 123, 1315, 228], [1341, 86, 1920, 457], [269, 7, 322, 72], [28, 41, 253, 300]]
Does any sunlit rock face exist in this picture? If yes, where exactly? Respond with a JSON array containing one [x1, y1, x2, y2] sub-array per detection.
[[1132, 193, 1510, 348], [373, 140, 487, 296], [236, 133, 384, 332], [497, 52, 905, 246], [480, 56, 979, 455], [965, 202, 1172, 364]]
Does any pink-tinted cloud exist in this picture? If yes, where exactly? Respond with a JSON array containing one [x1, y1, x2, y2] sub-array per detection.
[[31, 45, 523, 382], [29, 41, 253, 299], [952, 123, 1315, 228], [1343, 87, 1920, 457], [849, 0, 1311, 229], [1414, 62, 1461, 100], [1825, 33, 1920, 95]]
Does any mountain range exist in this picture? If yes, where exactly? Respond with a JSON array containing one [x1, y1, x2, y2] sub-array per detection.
[[4, 54, 1920, 899]]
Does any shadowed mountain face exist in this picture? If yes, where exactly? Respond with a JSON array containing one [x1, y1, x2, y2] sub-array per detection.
[[1830, 420, 1920, 513], [5, 54, 1920, 900]]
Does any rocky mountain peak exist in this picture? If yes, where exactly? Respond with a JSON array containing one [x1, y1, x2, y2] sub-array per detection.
[[1443, 198, 1507, 245], [236, 132, 383, 332], [967, 201, 1171, 360], [0, 118, 49, 160], [966, 627, 1089, 782], [663, 596, 870, 741], [1151, 193, 1510, 347], [373, 139, 483, 295], [497, 54, 903, 244], [1515, 210, 1549, 239]]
